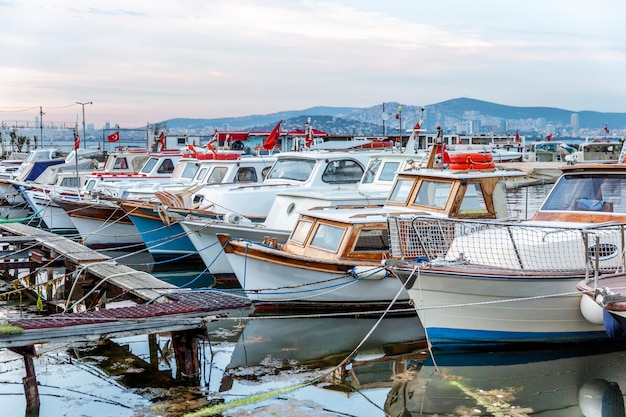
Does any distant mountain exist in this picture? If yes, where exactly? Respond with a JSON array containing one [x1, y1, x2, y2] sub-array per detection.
[[162, 98, 626, 137]]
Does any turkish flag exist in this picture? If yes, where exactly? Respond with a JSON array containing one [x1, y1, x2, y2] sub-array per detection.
[[107, 131, 120, 142], [74, 132, 80, 150]]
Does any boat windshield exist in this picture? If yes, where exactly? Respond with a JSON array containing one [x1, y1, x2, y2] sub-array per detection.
[[388, 179, 414, 204], [413, 180, 452, 209], [266, 158, 316, 181], [310, 223, 345, 252], [541, 174, 626, 213], [361, 159, 382, 184], [352, 229, 389, 252], [140, 158, 158, 174], [458, 182, 489, 215]]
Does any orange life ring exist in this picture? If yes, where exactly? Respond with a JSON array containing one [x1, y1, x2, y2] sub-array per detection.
[[449, 161, 496, 170], [448, 152, 493, 164]]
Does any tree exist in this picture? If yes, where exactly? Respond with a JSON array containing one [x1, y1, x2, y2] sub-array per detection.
[[9, 129, 29, 152]]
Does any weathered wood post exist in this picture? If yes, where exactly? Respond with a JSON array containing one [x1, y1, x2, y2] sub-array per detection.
[[171, 328, 207, 382], [9, 345, 40, 414]]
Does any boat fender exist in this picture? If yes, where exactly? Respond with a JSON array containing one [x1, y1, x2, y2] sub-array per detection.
[[348, 266, 388, 280], [579, 294, 604, 325], [579, 379, 625, 417], [224, 212, 252, 225]]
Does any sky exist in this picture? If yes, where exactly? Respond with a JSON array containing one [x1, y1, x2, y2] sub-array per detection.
[[1, 0, 625, 128]]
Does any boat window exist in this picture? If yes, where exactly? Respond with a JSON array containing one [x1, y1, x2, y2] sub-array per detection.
[[132, 156, 149, 172], [60, 176, 80, 187], [85, 179, 96, 191], [113, 157, 128, 170], [322, 159, 364, 183], [361, 159, 382, 184], [235, 167, 257, 182], [458, 182, 489, 215], [388, 179, 414, 204], [157, 158, 175, 174], [353, 229, 389, 252], [380, 161, 400, 181], [541, 174, 625, 213], [265, 158, 316, 181], [196, 168, 208, 182], [261, 166, 272, 179], [207, 167, 227, 183], [310, 223, 345, 252], [290, 220, 313, 244], [413, 180, 452, 209], [140, 157, 158, 174], [176, 162, 200, 179]]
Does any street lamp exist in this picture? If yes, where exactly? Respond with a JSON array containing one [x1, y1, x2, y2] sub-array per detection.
[[76, 101, 92, 149], [397, 105, 402, 147]]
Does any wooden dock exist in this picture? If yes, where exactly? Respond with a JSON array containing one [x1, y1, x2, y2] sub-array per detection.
[[0, 222, 252, 413]]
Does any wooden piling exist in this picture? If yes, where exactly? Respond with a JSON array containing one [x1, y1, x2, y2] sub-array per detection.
[[9, 345, 40, 413]]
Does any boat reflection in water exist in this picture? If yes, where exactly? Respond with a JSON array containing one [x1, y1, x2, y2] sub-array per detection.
[[385, 343, 626, 417], [225, 313, 426, 376]]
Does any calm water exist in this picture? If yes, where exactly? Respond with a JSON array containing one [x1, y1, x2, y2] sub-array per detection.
[[3, 184, 626, 417]]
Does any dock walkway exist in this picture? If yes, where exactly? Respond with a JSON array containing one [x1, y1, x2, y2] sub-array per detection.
[[0, 222, 252, 349]]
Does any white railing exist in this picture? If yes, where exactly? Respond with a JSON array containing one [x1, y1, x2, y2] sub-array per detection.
[[387, 216, 626, 275]]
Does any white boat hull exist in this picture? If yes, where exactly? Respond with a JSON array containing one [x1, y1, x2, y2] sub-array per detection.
[[69, 215, 143, 247], [399, 267, 607, 346], [181, 219, 290, 275], [225, 250, 410, 306], [22, 189, 76, 231]]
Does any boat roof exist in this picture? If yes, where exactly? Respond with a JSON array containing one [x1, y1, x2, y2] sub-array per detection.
[[558, 163, 626, 173], [399, 167, 527, 180], [299, 205, 415, 224]]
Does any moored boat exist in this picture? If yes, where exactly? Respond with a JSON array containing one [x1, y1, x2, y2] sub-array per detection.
[[384, 162, 626, 347], [217, 145, 527, 310]]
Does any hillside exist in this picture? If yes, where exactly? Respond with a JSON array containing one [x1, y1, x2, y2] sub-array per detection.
[[163, 98, 626, 137]]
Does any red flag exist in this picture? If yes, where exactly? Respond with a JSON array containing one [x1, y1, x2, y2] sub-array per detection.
[[515, 131, 520, 141], [546, 133, 553, 141], [604, 124, 610, 134], [413, 121, 421, 130], [107, 131, 120, 142], [74, 132, 80, 150], [262, 120, 282, 151]]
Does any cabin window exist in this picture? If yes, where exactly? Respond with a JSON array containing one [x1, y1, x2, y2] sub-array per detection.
[[541, 174, 625, 213], [85, 179, 96, 191], [207, 167, 227, 183], [113, 157, 128, 170], [458, 182, 489, 215], [179, 162, 200, 179], [235, 167, 257, 182], [388, 179, 414, 204], [353, 229, 389, 252], [266, 158, 315, 181], [196, 168, 208, 182], [380, 161, 400, 181], [157, 159, 175, 174], [322, 159, 364, 183], [414, 180, 452, 209], [290, 220, 313, 244], [60, 176, 80, 187], [310, 223, 345, 252], [177, 137, 186, 145], [140, 157, 158, 174], [261, 166, 272, 179], [361, 159, 381, 184]]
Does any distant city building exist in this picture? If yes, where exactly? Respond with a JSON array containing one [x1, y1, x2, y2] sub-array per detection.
[[570, 113, 579, 131]]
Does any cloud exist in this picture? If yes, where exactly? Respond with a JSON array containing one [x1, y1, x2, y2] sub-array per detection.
[[1, 0, 625, 127]]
